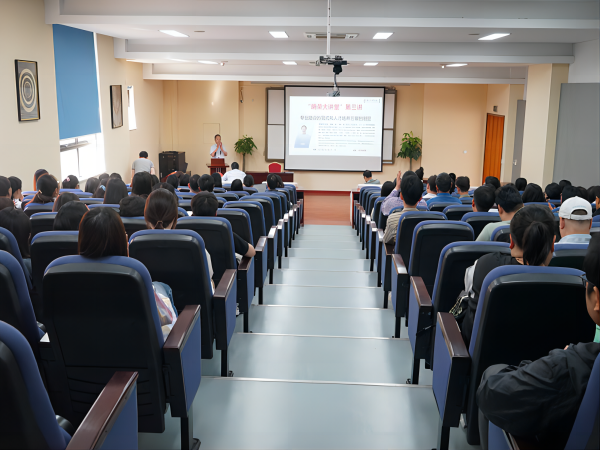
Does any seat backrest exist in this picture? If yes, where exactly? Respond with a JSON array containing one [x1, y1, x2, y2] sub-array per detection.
[[443, 205, 473, 221], [378, 206, 390, 229], [43, 255, 166, 428], [30, 212, 57, 239], [243, 187, 258, 194], [178, 199, 191, 211], [88, 204, 120, 213], [408, 221, 474, 294], [272, 190, 290, 213], [524, 202, 551, 207], [216, 198, 226, 208], [276, 188, 291, 205], [0, 227, 32, 290], [213, 187, 226, 193], [363, 189, 380, 210], [366, 194, 379, 216], [129, 229, 214, 359], [592, 215, 600, 223], [176, 217, 236, 285], [120, 217, 147, 237], [217, 209, 253, 244], [372, 197, 385, 228], [550, 242, 589, 270], [215, 192, 239, 202], [243, 196, 276, 229], [268, 162, 282, 173], [395, 211, 446, 267], [460, 197, 473, 204], [461, 212, 502, 239], [466, 266, 594, 444], [224, 201, 265, 246], [229, 190, 249, 198], [23, 203, 54, 217], [260, 192, 284, 220], [359, 186, 380, 208], [491, 224, 511, 243], [80, 198, 103, 205], [0, 321, 69, 449], [428, 202, 457, 213]]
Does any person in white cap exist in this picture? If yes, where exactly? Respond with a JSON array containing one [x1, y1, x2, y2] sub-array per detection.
[[558, 197, 593, 244]]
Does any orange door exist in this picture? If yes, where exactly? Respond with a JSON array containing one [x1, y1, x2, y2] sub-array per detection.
[[482, 113, 505, 184]]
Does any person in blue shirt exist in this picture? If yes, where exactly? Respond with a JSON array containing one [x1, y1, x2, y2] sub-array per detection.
[[294, 125, 312, 148], [426, 172, 462, 207]]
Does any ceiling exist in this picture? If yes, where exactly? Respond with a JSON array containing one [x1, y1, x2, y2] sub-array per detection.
[[45, 0, 599, 84]]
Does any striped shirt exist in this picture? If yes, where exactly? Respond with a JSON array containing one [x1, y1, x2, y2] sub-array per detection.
[[383, 207, 419, 244]]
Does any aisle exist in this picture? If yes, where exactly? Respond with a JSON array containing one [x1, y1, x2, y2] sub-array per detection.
[[139, 225, 478, 450]]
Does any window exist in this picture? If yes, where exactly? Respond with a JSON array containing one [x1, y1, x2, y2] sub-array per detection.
[[60, 133, 106, 180], [128, 85, 137, 130]]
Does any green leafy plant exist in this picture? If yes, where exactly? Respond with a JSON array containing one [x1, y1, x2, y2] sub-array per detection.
[[397, 131, 422, 170], [233, 135, 257, 172]]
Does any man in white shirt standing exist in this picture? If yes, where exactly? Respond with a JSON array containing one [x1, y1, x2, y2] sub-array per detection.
[[210, 134, 228, 159], [222, 162, 246, 183]]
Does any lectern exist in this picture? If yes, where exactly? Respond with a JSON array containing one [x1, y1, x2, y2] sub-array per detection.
[[207, 158, 229, 175]]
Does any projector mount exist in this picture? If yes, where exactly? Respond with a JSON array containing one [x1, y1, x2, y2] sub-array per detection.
[[314, 0, 347, 96]]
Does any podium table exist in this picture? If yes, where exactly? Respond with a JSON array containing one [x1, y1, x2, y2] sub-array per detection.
[[207, 158, 229, 174]]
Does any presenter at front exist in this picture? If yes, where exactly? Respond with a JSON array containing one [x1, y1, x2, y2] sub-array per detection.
[[210, 134, 228, 159]]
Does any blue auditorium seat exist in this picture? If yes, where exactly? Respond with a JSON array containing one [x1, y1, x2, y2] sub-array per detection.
[[177, 192, 196, 199], [432, 266, 595, 448], [443, 205, 473, 221], [524, 202, 552, 207], [88, 203, 120, 212], [213, 187, 226, 193], [30, 212, 57, 239], [369, 197, 385, 272], [261, 191, 292, 254], [23, 202, 54, 217], [460, 196, 474, 204], [0, 227, 32, 290], [59, 188, 83, 193], [462, 212, 502, 239], [179, 199, 192, 211], [42, 255, 203, 448], [428, 202, 458, 213], [80, 198, 103, 205], [230, 190, 249, 198], [120, 216, 148, 236], [215, 192, 240, 202], [491, 224, 511, 242], [0, 321, 139, 449], [354, 186, 380, 234], [23, 195, 35, 203], [247, 195, 283, 269], [243, 186, 259, 194], [591, 222, 600, 234], [74, 191, 93, 198], [550, 242, 589, 270]]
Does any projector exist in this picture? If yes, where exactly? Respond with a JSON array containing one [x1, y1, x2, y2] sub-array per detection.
[[316, 55, 347, 97]]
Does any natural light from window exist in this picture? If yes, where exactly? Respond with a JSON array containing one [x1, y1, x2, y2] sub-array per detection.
[[59, 133, 106, 180], [128, 85, 137, 130]]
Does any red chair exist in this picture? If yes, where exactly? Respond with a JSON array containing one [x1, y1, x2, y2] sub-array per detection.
[[268, 163, 282, 173]]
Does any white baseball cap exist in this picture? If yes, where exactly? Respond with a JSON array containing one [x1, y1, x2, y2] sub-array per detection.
[[558, 197, 592, 220]]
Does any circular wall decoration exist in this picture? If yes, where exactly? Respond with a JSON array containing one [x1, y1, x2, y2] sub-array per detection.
[[19, 68, 37, 113]]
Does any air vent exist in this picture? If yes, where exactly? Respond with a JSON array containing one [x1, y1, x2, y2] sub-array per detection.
[[304, 33, 358, 40]]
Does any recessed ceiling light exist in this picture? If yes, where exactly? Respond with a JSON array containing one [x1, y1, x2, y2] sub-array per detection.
[[468, 33, 480, 36], [126, 60, 137, 62], [479, 33, 510, 41], [283, 61, 297, 65], [159, 30, 189, 38], [170, 59, 188, 62], [194, 31, 205, 33], [373, 32, 393, 40], [445, 63, 468, 67], [198, 60, 218, 64], [364, 62, 378, 66], [269, 31, 288, 39]]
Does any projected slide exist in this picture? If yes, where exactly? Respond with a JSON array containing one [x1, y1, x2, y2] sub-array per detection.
[[288, 96, 383, 157]]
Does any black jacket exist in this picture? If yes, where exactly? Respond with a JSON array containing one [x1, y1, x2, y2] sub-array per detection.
[[477, 342, 600, 447]]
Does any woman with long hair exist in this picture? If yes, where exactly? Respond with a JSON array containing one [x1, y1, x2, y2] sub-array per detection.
[[27, 174, 58, 206], [103, 178, 129, 204]]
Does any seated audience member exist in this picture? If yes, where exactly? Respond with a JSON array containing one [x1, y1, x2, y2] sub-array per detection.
[[52, 192, 80, 212], [521, 183, 546, 203], [150, 174, 159, 187], [79, 206, 177, 337], [131, 171, 152, 198], [586, 185, 599, 204], [363, 170, 380, 185], [476, 233, 600, 450], [557, 197, 593, 244], [545, 182, 561, 201], [472, 185, 496, 212], [104, 178, 129, 205], [188, 174, 201, 194], [243, 175, 255, 188], [276, 174, 285, 189], [371, 180, 395, 216], [120, 195, 146, 217], [230, 179, 244, 192], [414, 167, 424, 182], [423, 175, 437, 200], [515, 177, 527, 192], [98, 173, 109, 182], [178, 174, 189, 187], [191, 192, 256, 260], [266, 173, 279, 191], [558, 179, 572, 193], [166, 174, 179, 191], [28, 174, 59, 206], [426, 172, 462, 206], [211, 172, 223, 189], [0, 176, 12, 201], [54, 201, 89, 231], [198, 174, 215, 193], [485, 176, 501, 190], [383, 173, 423, 244], [93, 178, 108, 198], [222, 162, 246, 183], [381, 171, 416, 216], [449, 173, 457, 193], [62, 175, 79, 190], [577, 186, 589, 201], [0, 207, 32, 274], [477, 184, 523, 241], [9, 176, 23, 208], [462, 205, 555, 345], [33, 169, 48, 191], [456, 176, 471, 198], [550, 185, 579, 212], [84, 177, 100, 194], [109, 173, 122, 181]]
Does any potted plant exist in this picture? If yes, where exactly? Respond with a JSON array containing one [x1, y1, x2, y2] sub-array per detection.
[[397, 131, 422, 170], [233, 135, 257, 172]]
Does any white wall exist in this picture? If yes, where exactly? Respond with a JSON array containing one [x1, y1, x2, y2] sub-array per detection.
[[569, 39, 600, 83]]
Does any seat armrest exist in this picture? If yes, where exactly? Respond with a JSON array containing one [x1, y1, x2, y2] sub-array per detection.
[[408, 276, 433, 356], [239, 256, 252, 271], [277, 219, 284, 231], [163, 304, 202, 417], [370, 221, 377, 232], [67, 372, 138, 450], [377, 229, 384, 242], [268, 226, 277, 240], [392, 254, 407, 275], [255, 236, 267, 253], [384, 243, 395, 257], [213, 269, 237, 350], [507, 433, 542, 450], [411, 276, 431, 308]]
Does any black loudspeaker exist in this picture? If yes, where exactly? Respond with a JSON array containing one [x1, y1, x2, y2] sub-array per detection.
[[159, 152, 186, 179]]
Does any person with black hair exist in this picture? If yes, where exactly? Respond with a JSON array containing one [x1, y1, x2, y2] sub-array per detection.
[[275, 174, 285, 189], [166, 174, 179, 191], [449, 173, 457, 193], [577, 186, 589, 201], [477, 184, 524, 241], [119, 196, 146, 217], [150, 174, 159, 187], [243, 175, 255, 188], [198, 174, 214, 193], [109, 173, 122, 180], [0, 207, 32, 275], [53, 202, 89, 231], [62, 175, 79, 190], [485, 176, 501, 190], [521, 183, 545, 203], [515, 177, 527, 192], [545, 182, 561, 201], [472, 185, 496, 212], [230, 179, 243, 192], [131, 150, 155, 179], [0, 176, 12, 201], [266, 173, 279, 191], [52, 192, 80, 212], [103, 178, 129, 205], [179, 174, 190, 188], [423, 175, 437, 200], [222, 161, 246, 183], [33, 169, 48, 192], [426, 172, 462, 207], [131, 171, 152, 198], [383, 173, 423, 244], [191, 192, 256, 260], [93, 178, 108, 199], [8, 176, 23, 209], [558, 179, 572, 193], [98, 173, 109, 182], [27, 174, 59, 206], [211, 172, 223, 188], [381, 171, 424, 216], [456, 176, 471, 198], [476, 233, 600, 450], [414, 167, 424, 182], [363, 170, 380, 185], [370, 180, 395, 217], [188, 174, 201, 194], [84, 177, 100, 195]]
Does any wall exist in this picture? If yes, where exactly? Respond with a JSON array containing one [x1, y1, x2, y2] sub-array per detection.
[[0, 0, 61, 190], [569, 39, 600, 83]]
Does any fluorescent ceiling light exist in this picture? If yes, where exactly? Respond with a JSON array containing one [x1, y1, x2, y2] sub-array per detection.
[[159, 30, 189, 38], [126, 60, 137, 62], [478, 33, 510, 41], [373, 32, 393, 40], [269, 31, 288, 39], [283, 61, 297, 65], [198, 60, 218, 64], [170, 59, 188, 62], [445, 63, 467, 67], [364, 62, 378, 66]]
